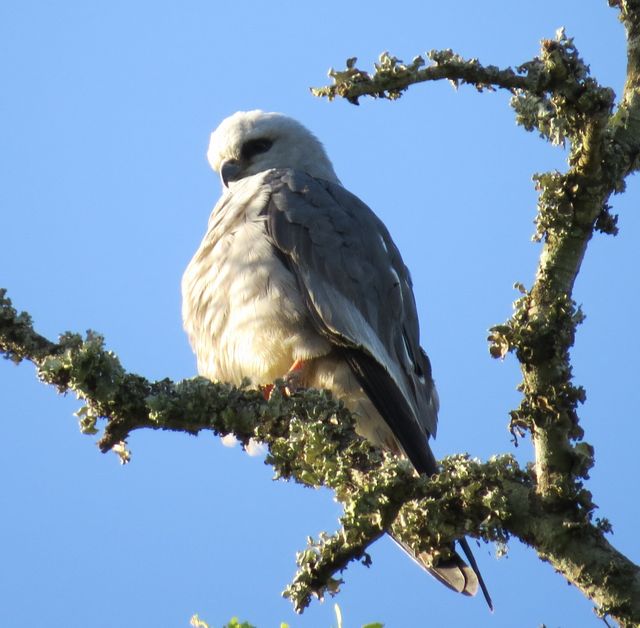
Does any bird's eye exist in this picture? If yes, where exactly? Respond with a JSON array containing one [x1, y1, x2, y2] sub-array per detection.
[[241, 138, 273, 161]]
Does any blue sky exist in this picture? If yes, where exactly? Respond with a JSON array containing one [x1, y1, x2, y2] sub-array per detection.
[[1, 2, 638, 627]]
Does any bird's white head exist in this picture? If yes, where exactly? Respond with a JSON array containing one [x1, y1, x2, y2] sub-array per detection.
[[207, 110, 340, 188]]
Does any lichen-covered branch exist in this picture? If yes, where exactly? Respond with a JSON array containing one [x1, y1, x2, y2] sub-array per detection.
[[489, 35, 617, 508], [312, 24, 640, 626], [2, 289, 640, 624], [609, 0, 640, 180], [312, 34, 611, 109], [311, 52, 534, 104], [611, 1, 640, 89]]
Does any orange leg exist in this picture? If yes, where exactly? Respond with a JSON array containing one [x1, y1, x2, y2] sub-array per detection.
[[288, 358, 307, 374]]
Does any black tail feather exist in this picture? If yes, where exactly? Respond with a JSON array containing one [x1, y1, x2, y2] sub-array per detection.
[[342, 349, 493, 609], [459, 537, 493, 611]]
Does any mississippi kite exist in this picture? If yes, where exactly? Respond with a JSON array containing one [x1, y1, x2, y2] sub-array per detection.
[[182, 110, 491, 607]]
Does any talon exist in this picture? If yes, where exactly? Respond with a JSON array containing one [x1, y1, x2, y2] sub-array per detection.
[[261, 384, 274, 400], [261, 360, 309, 400], [283, 359, 308, 395]]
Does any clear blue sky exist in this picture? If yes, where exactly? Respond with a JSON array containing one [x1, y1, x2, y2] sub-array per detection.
[[1, 2, 638, 627]]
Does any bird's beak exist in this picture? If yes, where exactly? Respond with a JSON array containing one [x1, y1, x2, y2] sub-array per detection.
[[220, 159, 243, 188]]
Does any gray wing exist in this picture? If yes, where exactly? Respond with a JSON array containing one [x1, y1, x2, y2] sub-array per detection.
[[264, 169, 439, 475], [264, 169, 493, 608]]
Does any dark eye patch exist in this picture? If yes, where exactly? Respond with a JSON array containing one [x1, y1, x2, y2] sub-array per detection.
[[241, 138, 273, 161]]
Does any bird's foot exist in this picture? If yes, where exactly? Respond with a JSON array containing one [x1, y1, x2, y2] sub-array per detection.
[[282, 358, 307, 396], [260, 359, 308, 400]]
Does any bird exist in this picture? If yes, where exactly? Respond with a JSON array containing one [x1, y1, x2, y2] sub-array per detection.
[[182, 110, 492, 608]]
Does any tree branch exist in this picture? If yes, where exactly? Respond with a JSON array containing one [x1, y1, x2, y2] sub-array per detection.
[[309, 26, 640, 626], [311, 34, 608, 108], [311, 51, 535, 104], [2, 289, 640, 624], [609, 0, 640, 180]]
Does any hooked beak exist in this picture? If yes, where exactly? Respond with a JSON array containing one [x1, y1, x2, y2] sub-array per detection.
[[220, 159, 243, 188]]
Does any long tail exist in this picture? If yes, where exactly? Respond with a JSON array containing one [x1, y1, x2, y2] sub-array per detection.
[[391, 534, 492, 609], [339, 351, 493, 609], [458, 537, 493, 610]]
